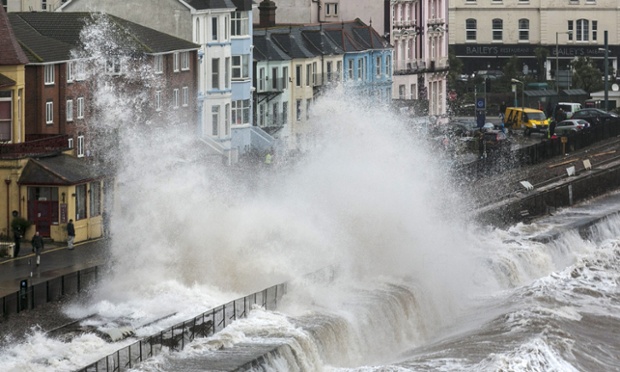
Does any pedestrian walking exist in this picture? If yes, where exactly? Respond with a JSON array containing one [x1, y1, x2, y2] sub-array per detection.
[[31, 231, 44, 266], [67, 219, 75, 250], [13, 226, 21, 258]]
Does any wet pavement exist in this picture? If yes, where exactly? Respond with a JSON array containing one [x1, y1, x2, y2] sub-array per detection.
[[0, 238, 109, 298]]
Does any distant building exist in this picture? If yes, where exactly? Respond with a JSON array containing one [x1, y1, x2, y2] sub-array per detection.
[[391, 0, 448, 117], [449, 0, 620, 85]]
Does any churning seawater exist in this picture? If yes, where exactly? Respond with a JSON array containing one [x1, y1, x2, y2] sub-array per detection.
[[1, 14, 620, 372]]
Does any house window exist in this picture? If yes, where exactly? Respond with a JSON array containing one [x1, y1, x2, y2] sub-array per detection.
[[259, 104, 265, 126], [576, 19, 589, 41], [232, 55, 249, 79], [105, 57, 122, 75], [282, 101, 288, 124], [592, 20, 597, 41], [466, 19, 477, 41], [41, 0, 47, 10], [77, 134, 84, 157], [357, 59, 363, 80], [195, 18, 200, 43], [492, 19, 503, 41], [90, 181, 101, 217], [283, 67, 289, 89], [68, 137, 73, 149], [259, 68, 265, 91], [225, 103, 230, 135], [325, 3, 338, 16], [154, 55, 163, 74], [181, 52, 190, 71], [77, 97, 84, 118], [182, 87, 189, 106], [75, 61, 86, 81], [386, 56, 391, 76], [306, 99, 311, 120], [376, 57, 381, 77], [211, 105, 220, 136], [518, 19, 529, 41], [225, 57, 230, 88], [272, 67, 279, 90], [173, 89, 179, 108], [211, 17, 218, 41], [0, 93, 11, 141], [272, 102, 279, 125], [296, 64, 302, 86], [348, 60, 354, 79], [44, 65, 54, 85], [306, 64, 311, 86], [66, 100, 73, 122], [155, 91, 162, 111], [212, 58, 220, 89], [75, 184, 87, 220], [296, 99, 302, 121], [173, 52, 180, 72], [231, 11, 249, 36], [231, 99, 250, 125], [66, 62, 74, 82], [45, 101, 53, 124]]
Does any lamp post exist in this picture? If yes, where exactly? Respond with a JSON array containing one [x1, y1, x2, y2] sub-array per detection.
[[555, 31, 572, 93], [512, 78, 524, 111], [604, 30, 609, 111]]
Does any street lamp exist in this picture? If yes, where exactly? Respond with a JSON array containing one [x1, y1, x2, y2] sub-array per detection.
[[512, 78, 524, 111], [555, 31, 572, 93]]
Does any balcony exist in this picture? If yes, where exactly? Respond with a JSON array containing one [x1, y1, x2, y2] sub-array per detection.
[[256, 77, 288, 93], [0, 134, 70, 159]]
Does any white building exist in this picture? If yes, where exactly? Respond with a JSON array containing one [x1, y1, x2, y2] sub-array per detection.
[[391, 0, 448, 116], [449, 0, 619, 86]]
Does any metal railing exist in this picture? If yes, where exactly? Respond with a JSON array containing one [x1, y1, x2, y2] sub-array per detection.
[[77, 283, 287, 372], [1, 266, 100, 318]]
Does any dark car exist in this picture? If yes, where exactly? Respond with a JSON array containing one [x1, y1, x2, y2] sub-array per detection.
[[571, 108, 619, 126], [554, 119, 590, 135]]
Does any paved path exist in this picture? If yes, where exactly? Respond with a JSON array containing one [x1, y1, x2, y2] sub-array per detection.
[[0, 238, 109, 298]]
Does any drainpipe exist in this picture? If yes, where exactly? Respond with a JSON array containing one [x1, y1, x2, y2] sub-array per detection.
[[4, 179, 10, 234], [311, 0, 321, 23]]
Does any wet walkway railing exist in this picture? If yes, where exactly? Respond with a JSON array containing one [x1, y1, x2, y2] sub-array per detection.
[[76, 283, 287, 372]]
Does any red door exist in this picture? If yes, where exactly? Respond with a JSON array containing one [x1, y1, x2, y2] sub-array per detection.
[[28, 201, 58, 237]]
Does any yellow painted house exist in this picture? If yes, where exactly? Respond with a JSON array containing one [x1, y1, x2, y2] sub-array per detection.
[[0, 6, 105, 244]]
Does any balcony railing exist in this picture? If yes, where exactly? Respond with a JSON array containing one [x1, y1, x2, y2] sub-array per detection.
[[0, 134, 70, 159]]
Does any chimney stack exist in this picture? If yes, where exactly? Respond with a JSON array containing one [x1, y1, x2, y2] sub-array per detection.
[[259, 0, 277, 28]]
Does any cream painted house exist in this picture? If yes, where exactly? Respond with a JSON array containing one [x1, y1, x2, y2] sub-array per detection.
[[449, 0, 620, 85]]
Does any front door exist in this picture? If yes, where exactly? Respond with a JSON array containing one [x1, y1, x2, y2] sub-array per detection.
[[27, 187, 59, 238], [28, 200, 58, 237]]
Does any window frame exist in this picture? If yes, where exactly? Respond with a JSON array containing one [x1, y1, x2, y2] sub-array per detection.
[[44, 65, 55, 85], [45, 101, 53, 124]]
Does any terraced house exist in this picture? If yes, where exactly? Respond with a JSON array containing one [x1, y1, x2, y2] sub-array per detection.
[[0, 7, 198, 243], [254, 11, 393, 151]]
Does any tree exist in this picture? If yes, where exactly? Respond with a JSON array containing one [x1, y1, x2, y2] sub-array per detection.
[[534, 47, 549, 82], [572, 57, 604, 93], [447, 46, 464, 89]]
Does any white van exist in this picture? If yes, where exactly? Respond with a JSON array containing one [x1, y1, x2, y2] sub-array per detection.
[[556, 102, 582, 119]]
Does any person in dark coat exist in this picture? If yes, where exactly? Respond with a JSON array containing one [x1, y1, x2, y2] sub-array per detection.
[[67, 219, 75, 250], [31, 231, 44, 266], [13, 226, 21, 258]]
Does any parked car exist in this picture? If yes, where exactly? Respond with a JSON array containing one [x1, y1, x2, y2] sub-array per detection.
[[571, 108, 619, 126], [554, 119, 590, 135]]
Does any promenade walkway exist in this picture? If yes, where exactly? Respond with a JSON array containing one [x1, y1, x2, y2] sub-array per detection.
[[0, 238, 108, 298]]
